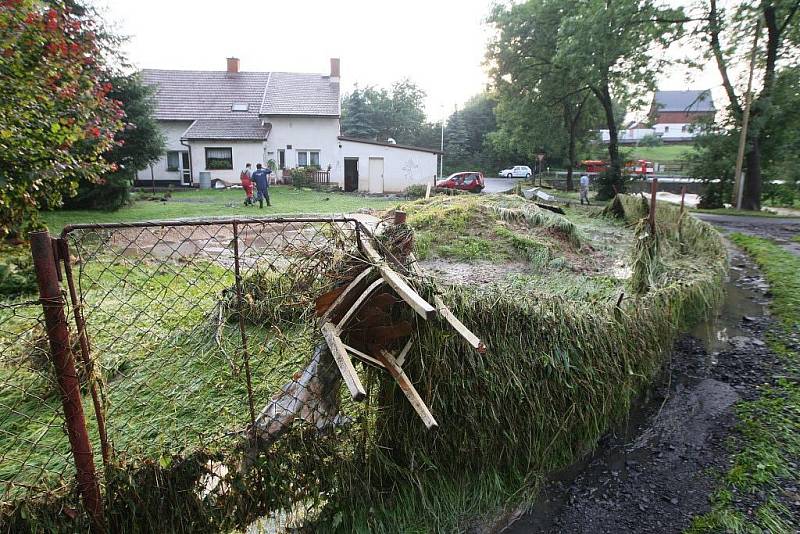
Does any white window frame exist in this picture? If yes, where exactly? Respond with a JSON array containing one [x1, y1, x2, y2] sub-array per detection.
[[296, 150, 321, 168], [166, 151, 180, 172]]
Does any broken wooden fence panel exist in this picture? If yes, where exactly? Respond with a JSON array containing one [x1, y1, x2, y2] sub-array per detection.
[[321, 322, 366, 401]]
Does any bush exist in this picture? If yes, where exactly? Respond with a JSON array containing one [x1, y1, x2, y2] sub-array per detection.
[[288, 167, 322, 188], [404, 184, 428, 199], [638, 134, 663, 147], [63, 172, 132, 211], [763, 181, 798, 208], [0, 245, 37, 298]]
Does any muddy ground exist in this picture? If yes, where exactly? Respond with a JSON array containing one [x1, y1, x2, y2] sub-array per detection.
[[500, 241, 798, 533]]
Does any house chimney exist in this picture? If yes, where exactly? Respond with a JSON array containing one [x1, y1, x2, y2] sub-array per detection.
[[330, 58, 340, 80], [227, 57, 240, 73]]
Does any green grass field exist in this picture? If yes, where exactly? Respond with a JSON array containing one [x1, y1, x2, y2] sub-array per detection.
[[40, 187, 401, 234], [622, 144, 696, 161]]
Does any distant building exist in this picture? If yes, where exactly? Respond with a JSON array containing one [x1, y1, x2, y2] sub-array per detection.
[[599, 89, 716, 144], [648, 90, 715, 141]]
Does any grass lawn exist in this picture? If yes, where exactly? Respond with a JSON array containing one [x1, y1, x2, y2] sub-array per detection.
[[40, 187, 402, 234], [622, 144, 696, 162]]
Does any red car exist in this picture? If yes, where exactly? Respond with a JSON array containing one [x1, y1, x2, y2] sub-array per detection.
[[436, 172, 485, 193]]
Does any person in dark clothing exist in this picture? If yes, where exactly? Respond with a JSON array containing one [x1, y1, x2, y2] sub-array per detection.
[[251, 163, 272, 208]]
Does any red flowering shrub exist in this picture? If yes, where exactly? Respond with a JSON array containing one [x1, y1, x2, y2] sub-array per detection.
[[0, 0, 123, 236]]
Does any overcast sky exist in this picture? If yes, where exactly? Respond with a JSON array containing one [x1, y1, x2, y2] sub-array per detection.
[[95, 0, 726, 120]]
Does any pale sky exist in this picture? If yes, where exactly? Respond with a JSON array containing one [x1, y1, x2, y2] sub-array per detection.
[[95, 0, 729, 121]]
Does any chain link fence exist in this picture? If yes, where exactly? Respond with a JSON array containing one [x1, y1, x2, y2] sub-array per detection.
[[1, 217, 392, 530], [0, 299, 76, 504]]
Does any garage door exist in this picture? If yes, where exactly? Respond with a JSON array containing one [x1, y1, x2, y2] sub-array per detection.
[[368, 157, 384, 194]]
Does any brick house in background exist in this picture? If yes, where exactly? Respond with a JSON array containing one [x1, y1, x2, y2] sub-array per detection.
[[647, 90, 716, 141], [600, 89, 716, 144]]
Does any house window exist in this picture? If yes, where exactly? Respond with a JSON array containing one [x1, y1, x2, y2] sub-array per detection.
[[231, 103, 249, 112], [205, 147, 233, 170], [664, 126, 670, 133], [681, 125, 688, 132], [297, 150, 320, 167], [166, 151, 180, 171]]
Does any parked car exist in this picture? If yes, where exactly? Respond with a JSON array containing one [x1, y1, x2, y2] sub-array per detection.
[[499, 165, 532, 178], [436, 171, 485, 193]]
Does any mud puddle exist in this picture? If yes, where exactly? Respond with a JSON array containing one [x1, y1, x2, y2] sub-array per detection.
[[502, 245, 775, 533]]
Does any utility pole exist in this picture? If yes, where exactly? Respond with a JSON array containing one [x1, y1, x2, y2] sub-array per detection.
[[439, 104, 445, 178], [733, 19, 761, 210]]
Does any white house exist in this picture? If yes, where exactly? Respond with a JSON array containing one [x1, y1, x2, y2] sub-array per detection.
[[136, 57, 441, 193], [599, 89, 716, 144]]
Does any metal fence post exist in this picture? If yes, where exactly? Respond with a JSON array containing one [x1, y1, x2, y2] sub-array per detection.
[[231, 222, 258, 447], [29, 231, 104, 531]]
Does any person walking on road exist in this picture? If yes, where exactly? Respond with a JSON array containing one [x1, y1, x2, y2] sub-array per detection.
[[251, 163, 272, 208], [580, 174, 591, 206], [240, 163, 254, 206]]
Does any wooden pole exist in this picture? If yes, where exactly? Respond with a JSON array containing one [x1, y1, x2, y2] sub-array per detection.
[[733, 19, 761, 210], [680, 185, 687, 213], [649, 177, 658, 233]]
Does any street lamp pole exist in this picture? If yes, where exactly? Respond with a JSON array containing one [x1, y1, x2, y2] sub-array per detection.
[[439, 117, 444, 178]]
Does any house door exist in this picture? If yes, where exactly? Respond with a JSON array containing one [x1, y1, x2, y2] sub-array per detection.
[[278, 149, 285, 170], [368, 157, 384, 194], [344, 158, 359, 192], [179, 151, 191, 185]]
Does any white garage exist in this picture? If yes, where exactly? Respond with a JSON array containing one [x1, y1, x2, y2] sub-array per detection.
[[336, 136, 441, 194]]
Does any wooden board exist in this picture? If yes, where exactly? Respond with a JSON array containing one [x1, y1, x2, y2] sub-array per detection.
[[318, 266, 375, 325], [321, 322, 366, 401], [377, 349, 438, 429], [434, 295, 485, 353]]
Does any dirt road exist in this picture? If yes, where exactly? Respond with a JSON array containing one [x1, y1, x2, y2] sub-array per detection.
[[502, 232, 796, 532], [693, 213, 800, 256]]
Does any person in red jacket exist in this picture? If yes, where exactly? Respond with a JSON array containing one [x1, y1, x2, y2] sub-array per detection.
[[240, 163, 254, 206]]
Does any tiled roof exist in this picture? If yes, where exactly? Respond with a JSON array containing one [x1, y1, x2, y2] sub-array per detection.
[[140, 69, 340, 120], [182, 119, 269, 140], [260, 72, 340, 116], [141, 70, 269, 120], [653, 90, 715, 112]]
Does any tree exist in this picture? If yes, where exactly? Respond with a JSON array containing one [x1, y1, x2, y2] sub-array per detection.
[[489, 0, 685, 198], [0, 0, 123, 236], [340, 86, 377, 139], [702, 0, 799, 210], [65, 73, 164, 210], [489, 1, 597, 189], [340, 80, 436, 148], [443, 108, 469, 173]]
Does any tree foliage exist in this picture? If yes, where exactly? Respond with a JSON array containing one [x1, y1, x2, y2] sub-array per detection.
[[0, 0, 124, 236], [699, 0, 799, 210], [489, 0, 684, 198], [341, 80, 432, 147], [64, 73, 164, 210]]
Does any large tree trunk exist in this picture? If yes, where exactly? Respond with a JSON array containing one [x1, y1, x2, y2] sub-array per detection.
[[592, 83, 623, 199], [741, 136, 762, 211]]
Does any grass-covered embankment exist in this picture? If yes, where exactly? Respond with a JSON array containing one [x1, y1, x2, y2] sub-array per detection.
[[329, 195, 727, 531], [688, 234, 799, 534], [0, 194, 729, 532]]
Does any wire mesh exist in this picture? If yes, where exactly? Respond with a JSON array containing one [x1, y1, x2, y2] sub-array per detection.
[[61, 218, 369, 488], [0, 298, 75, 504]]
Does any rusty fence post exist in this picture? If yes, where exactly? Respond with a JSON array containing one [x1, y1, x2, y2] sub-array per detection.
[[58, 238, 110, 467], [30, 231, 104, 530], [649, 177, 658, 233]]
